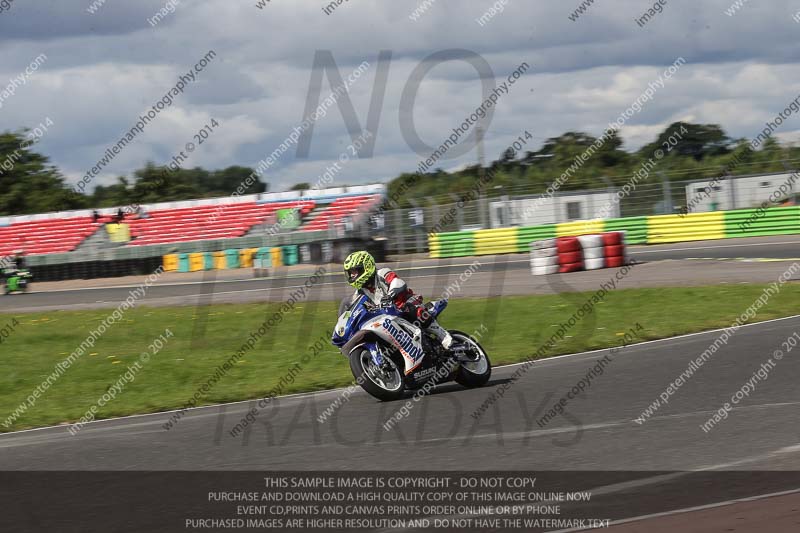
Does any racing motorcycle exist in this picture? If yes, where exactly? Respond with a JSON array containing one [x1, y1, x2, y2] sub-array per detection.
[[332, 294, 492, 401], [3, 269, 32, 295]]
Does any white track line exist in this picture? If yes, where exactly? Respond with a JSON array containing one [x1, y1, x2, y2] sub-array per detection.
[[553, 487, 800, 532], [630, 239, 800, 253], [23, 260, 531, 295], [498, 312, 800, 370], [19, 237, 800, 295], [397, 443, 800, 533], [389, 442, 800, 533]]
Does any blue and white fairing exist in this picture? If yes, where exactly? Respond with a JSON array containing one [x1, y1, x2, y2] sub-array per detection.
[[332, 294, 448, 375]]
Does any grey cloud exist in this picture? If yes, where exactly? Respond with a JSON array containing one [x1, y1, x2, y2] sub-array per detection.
[[1, 0, 799, 192]]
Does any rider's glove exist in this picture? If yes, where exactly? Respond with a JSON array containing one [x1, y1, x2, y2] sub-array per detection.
[[380, 296, 395, 309]]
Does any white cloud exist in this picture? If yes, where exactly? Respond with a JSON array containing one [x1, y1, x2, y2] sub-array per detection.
[[0, 0, 799, 193]]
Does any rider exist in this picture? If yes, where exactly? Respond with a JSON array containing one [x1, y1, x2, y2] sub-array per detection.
[[3, 250, 25, 282], [343, 250, 453, 350], [12, 250, 25, 270]]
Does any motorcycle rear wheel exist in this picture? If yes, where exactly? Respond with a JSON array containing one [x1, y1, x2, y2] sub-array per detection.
[[451, 330, 492, 388]]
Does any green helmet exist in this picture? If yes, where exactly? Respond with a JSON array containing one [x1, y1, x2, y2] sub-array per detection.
[[343, 251, 376, 289]]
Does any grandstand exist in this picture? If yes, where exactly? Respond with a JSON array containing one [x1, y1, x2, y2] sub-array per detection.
[[126, 200, 317, 246], [0, 216, 98, 256], [300, 195, 381, 232], [0, 185, 385, 257]]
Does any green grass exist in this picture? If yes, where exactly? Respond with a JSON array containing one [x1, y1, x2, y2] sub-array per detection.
[[2, 284, 800, 432]]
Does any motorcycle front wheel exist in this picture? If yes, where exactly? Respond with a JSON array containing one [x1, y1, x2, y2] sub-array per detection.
[[349, 345, 405, 401]]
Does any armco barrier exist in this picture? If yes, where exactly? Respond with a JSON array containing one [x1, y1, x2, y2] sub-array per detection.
[[429, 231, 475, 258], [517, 224, 556, 250], [724, 206, 800, 239], [429, 206, 800, 258], [556, 219, 604, 237], [603, 216, 648, 245], [646, 212, 725, 244], [473, 228, 519, 255]]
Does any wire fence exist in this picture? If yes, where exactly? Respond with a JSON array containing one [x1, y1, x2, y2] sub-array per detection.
[[378, 169, 800, 254]]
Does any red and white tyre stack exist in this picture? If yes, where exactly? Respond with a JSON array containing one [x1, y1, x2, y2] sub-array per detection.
[[530, 231, 628, 275], [556, 236, 584, 273], [530, 238, 559, 276], [602, 231, 627, 267]]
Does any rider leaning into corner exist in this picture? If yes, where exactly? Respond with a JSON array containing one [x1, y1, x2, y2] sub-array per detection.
[[342, 250, 454, 350]]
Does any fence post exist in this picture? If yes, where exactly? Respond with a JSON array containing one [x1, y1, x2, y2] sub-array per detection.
[[394, 208, 403, 255], [479, 194, 488, 229], [659, 172, 673, 214], [553, 193, 561, 223]]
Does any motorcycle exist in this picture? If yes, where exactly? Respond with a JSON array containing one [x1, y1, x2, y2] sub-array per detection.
[[3, 269, 32, 295], [332, 294, 492, 401]]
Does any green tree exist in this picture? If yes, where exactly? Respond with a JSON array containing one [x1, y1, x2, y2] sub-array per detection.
[[0, 131, 86, 215], [640, 122, 730, 160]]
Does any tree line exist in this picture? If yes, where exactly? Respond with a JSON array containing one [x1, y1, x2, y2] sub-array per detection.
[[0, 122, 797, 216]]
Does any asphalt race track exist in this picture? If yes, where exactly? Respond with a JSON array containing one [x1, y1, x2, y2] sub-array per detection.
[[3, 315, 800, 530], [3, 235, 800, 531], [3, 313, 800, 471]]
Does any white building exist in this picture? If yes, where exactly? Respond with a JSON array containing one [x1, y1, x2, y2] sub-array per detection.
[[683, 172, 798, 213], [489, 190, 620, 227]]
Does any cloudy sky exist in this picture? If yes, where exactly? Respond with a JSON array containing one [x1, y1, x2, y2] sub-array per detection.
[[1, 0, 799, 193]]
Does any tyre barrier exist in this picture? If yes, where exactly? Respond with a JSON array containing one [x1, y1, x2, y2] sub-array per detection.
[[530, 231, 627, 275], [603, 231, 627, 268], [577, 234, 605, 269], [530, 238, 560, 275], [556, 237, 584, 273], [556, 236, 581, 253]]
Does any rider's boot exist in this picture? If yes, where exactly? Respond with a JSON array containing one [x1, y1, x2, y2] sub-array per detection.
[[425, 320, 453, 350]]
